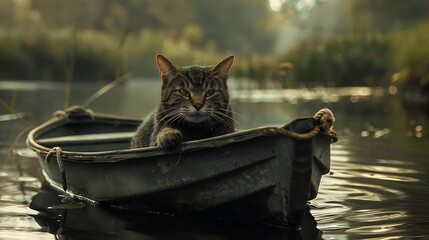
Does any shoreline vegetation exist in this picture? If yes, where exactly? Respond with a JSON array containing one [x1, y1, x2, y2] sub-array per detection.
[[0, 1, 428, 102], [1, 26, 428, 99]]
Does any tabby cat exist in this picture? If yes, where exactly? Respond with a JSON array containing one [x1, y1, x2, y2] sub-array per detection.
[[131, 55, 235, 150]]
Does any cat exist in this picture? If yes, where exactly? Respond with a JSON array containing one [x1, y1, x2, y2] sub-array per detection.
[[131, 54, 235, 150]]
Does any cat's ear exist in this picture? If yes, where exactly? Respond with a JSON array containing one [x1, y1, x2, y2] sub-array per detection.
[[156, 54, 178, 80], [211, 55, 234, 80]]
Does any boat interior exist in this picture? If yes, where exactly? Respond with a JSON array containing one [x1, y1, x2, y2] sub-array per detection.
[[35, 121, 139, 152]]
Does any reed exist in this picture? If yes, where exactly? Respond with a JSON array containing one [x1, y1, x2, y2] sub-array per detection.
[[82, 72, 132, 107], [63, 28, 77, 109], [0, 98, 32, 126]]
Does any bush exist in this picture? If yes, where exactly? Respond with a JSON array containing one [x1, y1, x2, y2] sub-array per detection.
[[391, 22, 429, 93], [279, 34, 393, 87], [0, 29, 120, 81]]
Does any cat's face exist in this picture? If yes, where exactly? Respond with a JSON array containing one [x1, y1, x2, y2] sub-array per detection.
[[156, 55, 234, 124]]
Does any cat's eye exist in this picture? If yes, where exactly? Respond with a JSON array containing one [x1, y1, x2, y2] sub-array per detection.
[[205, 89, 215, 97], [179, 89, 190, 97]]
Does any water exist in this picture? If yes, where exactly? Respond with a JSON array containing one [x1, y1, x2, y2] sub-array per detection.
[[1, 79, 428, 239]]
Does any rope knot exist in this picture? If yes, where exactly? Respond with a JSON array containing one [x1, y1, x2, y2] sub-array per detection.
[[270, 108, 337, 141], [45, 147, 68, 191], [53, 105, 94, 121], [45, 146, 62, 162], [314, 108, 337, 141]]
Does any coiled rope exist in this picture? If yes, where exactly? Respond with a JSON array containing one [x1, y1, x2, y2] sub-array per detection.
[[271, 108, 337, 141]]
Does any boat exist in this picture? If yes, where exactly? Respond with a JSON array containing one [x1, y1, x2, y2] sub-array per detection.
[[27, 105, 337, 228]]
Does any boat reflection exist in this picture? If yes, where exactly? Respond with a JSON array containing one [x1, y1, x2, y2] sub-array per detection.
[[29, 190, 322, 240]]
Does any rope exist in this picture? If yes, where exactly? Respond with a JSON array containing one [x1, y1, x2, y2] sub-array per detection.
[[271, 108, 337, 141], [53, 105, 95, 121], [45, 147, 68, 191], [314, 108, 337, 139]]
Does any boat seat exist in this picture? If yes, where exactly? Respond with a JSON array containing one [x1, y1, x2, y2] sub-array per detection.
[[37, 132, 135, 146]]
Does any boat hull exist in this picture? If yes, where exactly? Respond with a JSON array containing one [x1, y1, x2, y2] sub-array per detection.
[[27, 107, 334, 228]]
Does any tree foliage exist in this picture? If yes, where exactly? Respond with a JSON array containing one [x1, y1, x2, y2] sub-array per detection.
[[27, 0, 275, 54]]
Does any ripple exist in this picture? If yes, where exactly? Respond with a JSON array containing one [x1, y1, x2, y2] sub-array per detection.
[[14, 176, 38, 183], [0, 230, 53, 240], [345, 223, 404, 236], [330, 149, 350, 156], [357, 172, 419, 182], [13, 149, 38, 159], [312, 133, 429, 239], [363, 165, 418, 174], [374, 158, 417, 166], [0, 205, 29, 216], [345, 210, 407, 223], [0, 216, 40, 230], [331, 155, 350, 162]]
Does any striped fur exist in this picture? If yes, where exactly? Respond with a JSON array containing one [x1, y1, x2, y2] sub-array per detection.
[[131, 55, 235, 150]]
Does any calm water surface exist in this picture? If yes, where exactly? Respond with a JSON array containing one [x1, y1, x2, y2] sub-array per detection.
[[1, 79, 428, 239]]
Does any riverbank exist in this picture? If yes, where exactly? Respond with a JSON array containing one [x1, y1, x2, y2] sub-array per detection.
[[1, 22, 429, 97]]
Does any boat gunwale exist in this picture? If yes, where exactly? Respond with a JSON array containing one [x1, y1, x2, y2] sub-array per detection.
[[27, 112, 319, 163]]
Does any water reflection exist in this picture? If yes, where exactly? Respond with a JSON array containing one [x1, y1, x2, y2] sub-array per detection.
[[313, 135, 429, 239], [1, 79, 429, 239], [27, 190, 322, 240], [230, 86, 385, 104], [0, 153, 50, 240]]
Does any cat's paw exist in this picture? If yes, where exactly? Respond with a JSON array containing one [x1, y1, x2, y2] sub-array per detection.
[[156, 128, 183, 150]]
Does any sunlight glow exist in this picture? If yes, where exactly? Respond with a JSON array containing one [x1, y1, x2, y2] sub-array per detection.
[[296, 0, 316, 11], [388, 86, 398, 95], [269, 0, 316, 11], [269, 0, 283, 11]]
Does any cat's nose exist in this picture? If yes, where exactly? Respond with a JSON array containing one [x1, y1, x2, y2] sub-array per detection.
[[191, 96, 204, 111], [193, 103, 203, 111]]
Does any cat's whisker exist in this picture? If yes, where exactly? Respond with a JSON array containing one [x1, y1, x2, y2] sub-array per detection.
[[156, 110, 177, 122], [221, 108, 247, 121], [231, 112, 247, 122], [156, 111, 181, 127], [208, 117, 218, 134], [210, 113, 234, 132], [155, 108, 176, 116], [158, 112, 183, 130], [178, 115, 186, 127], [180, 108, 191, 114], [169, 114, 184, 125], [167, 112, 183, 122], [211, 110, 237, 126], [213, 111, 241, 127]]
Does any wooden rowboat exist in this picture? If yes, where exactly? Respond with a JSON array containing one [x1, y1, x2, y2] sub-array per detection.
[[27, 106, 337, 228]]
